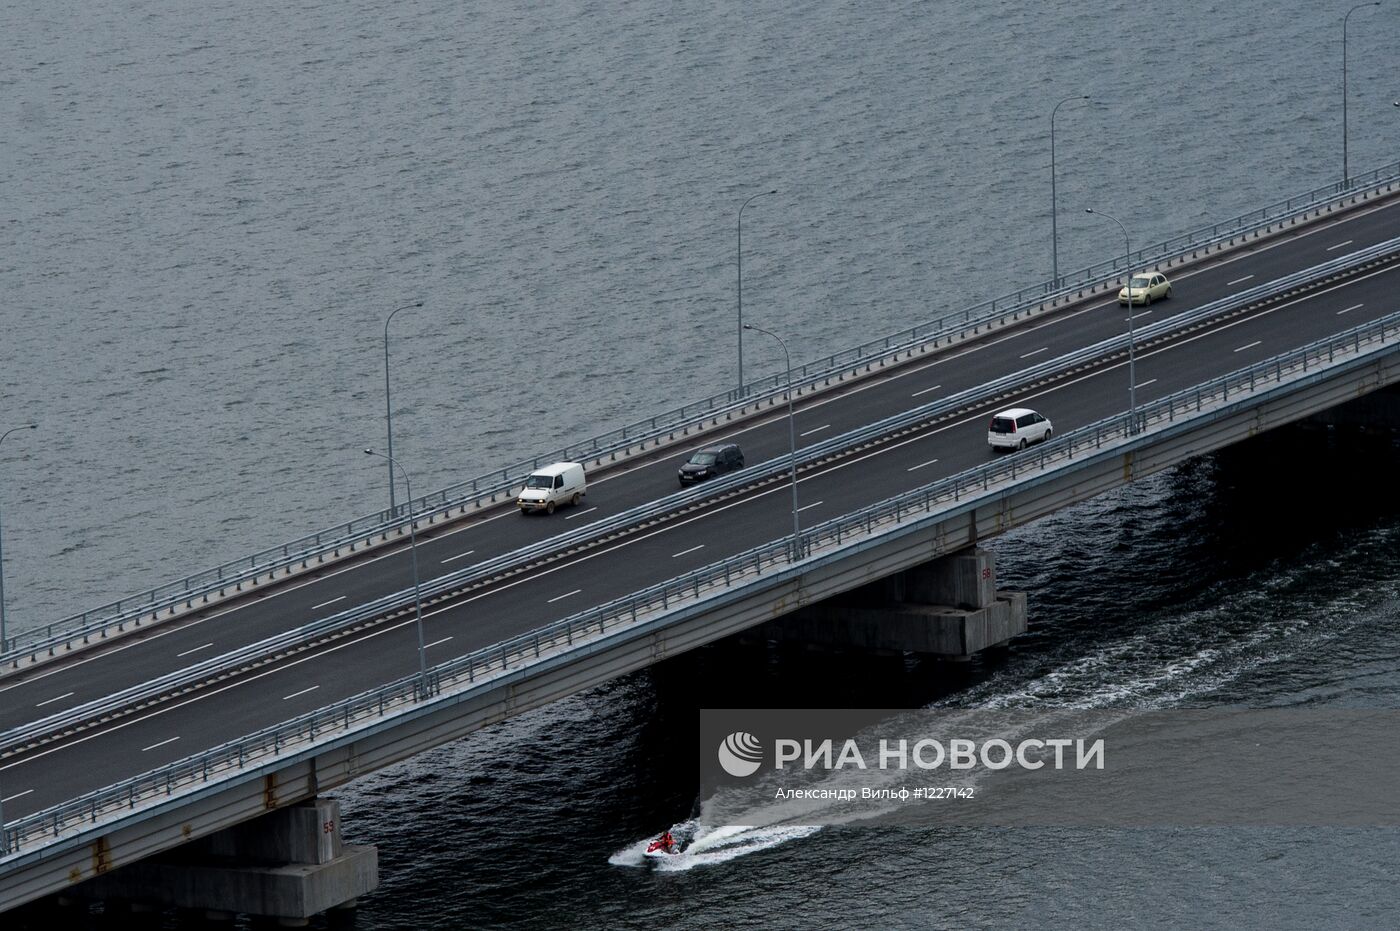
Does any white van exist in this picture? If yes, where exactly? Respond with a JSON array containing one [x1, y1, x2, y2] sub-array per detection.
[[516, 461, 587, 514], [987, 407, 1053, 451]]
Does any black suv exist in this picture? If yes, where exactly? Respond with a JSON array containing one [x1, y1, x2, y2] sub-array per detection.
[[678, 443, 745, 485]]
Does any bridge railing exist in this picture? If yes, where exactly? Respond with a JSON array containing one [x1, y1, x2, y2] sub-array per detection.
[[6, 305, 1398, 859], [10, 236, 1395, 743], [7, 159, 1399, 667]]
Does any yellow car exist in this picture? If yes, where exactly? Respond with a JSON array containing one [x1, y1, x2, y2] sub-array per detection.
[[1117, 272, 1172, 306]]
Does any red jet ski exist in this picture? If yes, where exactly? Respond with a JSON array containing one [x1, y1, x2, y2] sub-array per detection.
[[645, 830, 681, 858]]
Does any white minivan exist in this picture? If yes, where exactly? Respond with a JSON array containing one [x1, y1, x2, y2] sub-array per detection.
[[987, 408, 1053, 451], [517, 461, 587, 514]]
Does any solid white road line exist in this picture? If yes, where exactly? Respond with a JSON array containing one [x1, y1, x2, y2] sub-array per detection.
[[13, 257, 1397, 772], [911, 384, 943, 397], [548, 589, 582, 603], [1326, 240, 1354, 251], [35, 691, 75, 708], [907, 458, 940, 472], [0, 277, 1335, 770], [311, 595, 346, 611], [0, 507, 491, 696], [1228, 274, 1255, 286], [1135, 379, 1158, 389], [1020, 347, 1048, 359], [1, 789, 34, 802], [444, 266, 1400, 614], [1337, 303, 1363, 315], [565, 507, 598, 520], [441, 549, 476, 564], [6, 373, 1140, 775], [672, 544, 706, 558], [176, 642, 214, 658], [424, 636, 453, 649], [1234, 340, 1262, 353], [19, 201, 1388, 708], [796, 500, 825, 513], [282, 685, 320, 701], [141, 736, 180, 752], [799, 424, 831, 437]]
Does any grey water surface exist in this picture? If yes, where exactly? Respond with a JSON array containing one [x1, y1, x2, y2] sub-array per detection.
[[4, 0, 1400, 927]]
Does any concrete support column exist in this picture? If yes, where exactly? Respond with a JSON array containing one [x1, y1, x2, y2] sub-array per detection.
[[758, 547, 1027, 657], [74, 798, 377, 925]]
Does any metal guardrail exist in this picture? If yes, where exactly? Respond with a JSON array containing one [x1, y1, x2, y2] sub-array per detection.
[[10, 236, 1395, 745], [5, 304, 1398, 859], [6, 159, 1399, 666]]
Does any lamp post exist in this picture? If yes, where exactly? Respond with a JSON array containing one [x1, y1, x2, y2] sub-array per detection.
[[0, 422, 35, 857], [1050, 95, 1090, 285], [737, 190, 778, 396], [0, 423, 37, 655], [742, 323, 801, 559], [1085, 209, 1139, 433], [382, 301, 424, 516], [1343, 2, 1381, 185], [363, 448, 430, 698]]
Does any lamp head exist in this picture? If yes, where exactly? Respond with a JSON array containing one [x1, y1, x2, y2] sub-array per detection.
[[364, 448, 375, 456]]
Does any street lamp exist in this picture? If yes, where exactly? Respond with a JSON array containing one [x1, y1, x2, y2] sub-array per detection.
[[1050, 95, 1090, 285], [1343, 2, 1381, 185], [1085, 209, 1140, 433], [363, 448, 430, 698], [0, 423, 37, 655], [382, 301, 424, 516], [0, 422, 35, 858], [737, 190, 778, 396], [742, 324, 802, 559]]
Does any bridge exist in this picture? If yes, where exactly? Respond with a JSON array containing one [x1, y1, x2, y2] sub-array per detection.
[[3, 164, 1400, 921]]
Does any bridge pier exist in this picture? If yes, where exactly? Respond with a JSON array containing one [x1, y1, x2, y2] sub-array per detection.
[[755, 547, 1027, 657], [63, 798, 375, 928]]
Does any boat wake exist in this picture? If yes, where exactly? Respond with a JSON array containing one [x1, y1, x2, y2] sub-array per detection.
[[609, 819, 821, 871], [610, 527, 1399, 871]]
